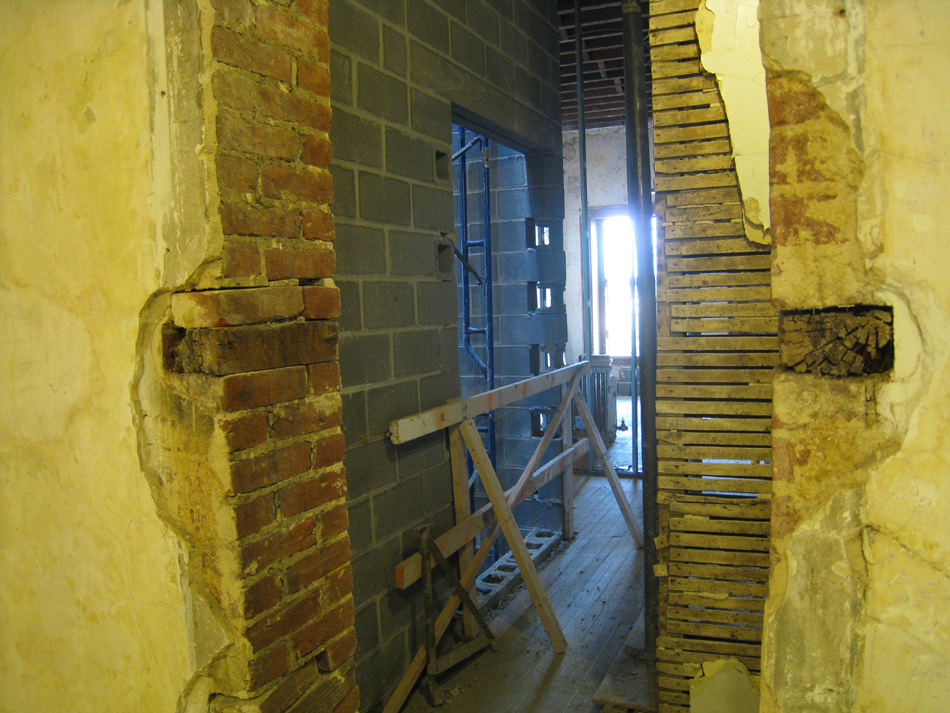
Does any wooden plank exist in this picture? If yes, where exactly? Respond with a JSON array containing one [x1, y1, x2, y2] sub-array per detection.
[[670, 497, 771, 518], [666, 272, 771, 289], [650, 0, 702, 16], [663, 186, 741, 207], [659, 431, 771, 448], [668, 591, 767, 611], [658, 636, 761, 658], [593, 612, 659, 711], [449, 423, 476, 638], [656, 367, 774, 383], [668, 562, 770, 582], [663, 222, 750, 241], [655, 171, 737, 192], [668, 534, 770, 555], [655, 154, 734, 175], [657, 689, 690, 706], [652, 91, 723, 113], [651, 75, 718, 97], [658, 461, 772, 478], [388, 361, 587, 444], [574, 392, 644, 547], [669, 517, 770, 537], [657, 352, 778, 368], [650, 9, 698, 30], [656, 415, 771, 432], [655, 400, 772, 417], [658, 336, 778, 352], [654, 121, 730, 144], [666, 254, 771, 273], [670, 317, 779, 334], [658, 476, 772, 495], [651, 58, 703, 80], [671, 303, 775, 319], [651, 43, 700, 62], [394, 438, 590, 589], [657, 676, 691, 692], [666, 286, 772, 303], [657, 647, 761, 673], [649, 26, 697, 46], [653, 105, 726, 127], [666, 619, 763, 642], [668, 606, 764, 628], [460, 418, 568, 653], [658, 443, 772, 461], [657, 660, 703, 678], [656, 383, 772, 400]]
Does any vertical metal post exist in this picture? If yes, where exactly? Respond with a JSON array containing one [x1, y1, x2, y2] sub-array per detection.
[[575, 0, 593, 371], [482, 139, 497, 464], [623, 0, 657, 657]]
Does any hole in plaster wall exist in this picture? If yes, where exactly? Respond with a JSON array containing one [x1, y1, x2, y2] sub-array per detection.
[[779, 305, 894, 377]]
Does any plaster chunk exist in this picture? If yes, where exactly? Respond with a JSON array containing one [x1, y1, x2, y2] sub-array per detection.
[[696, 0, 771, 244], [690, 659, 760, 713]]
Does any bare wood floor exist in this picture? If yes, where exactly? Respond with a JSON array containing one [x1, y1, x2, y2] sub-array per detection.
[[403, 477, 645, 713]]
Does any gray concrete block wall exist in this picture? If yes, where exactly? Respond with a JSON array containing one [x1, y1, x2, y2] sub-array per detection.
[[329, 0, 562, 710]]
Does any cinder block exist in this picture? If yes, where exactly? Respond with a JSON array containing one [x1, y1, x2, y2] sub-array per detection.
[[417, 281, 457, 325], [330, 165, 356, 219], [330, 49, 353, 105], [469, 0, 500, 45], [335, 222, 386, 276], [359, 172, 412, 226], [329, 0, 380, 62], [337, 280, 362, 332], [341, 389, 367, 446], [331, 108, 383, 167], [407, 0, 449, 53], [496, 186, 528, 220], [354, 627, 408, 708], [373, 477, 425, 540], [390, 230, 437, 278], [393, 329, 441, 377], [366, 380, 419, 439], [419, 369, 460, 411], [411, 184, 453, 231], [357, 64, 409, 124], [383, 25, 407, 76], [354, 601, 380, 661], [386, 128, 434, 181], [499, 19, 528, 66], [411, 88, 452, 142], [339, 333, 391, 386], [345, 438, 397, 500], [363, 281, 415, 329], [450, 22, 486, 76], [395, 431, 446, 479], [350, 534, 401, 606]]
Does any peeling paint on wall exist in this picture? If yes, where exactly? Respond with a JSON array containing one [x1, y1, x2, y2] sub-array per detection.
[[695, 0, 771, 244]]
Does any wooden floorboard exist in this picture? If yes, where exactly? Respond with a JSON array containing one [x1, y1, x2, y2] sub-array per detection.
[[402, 477, 645, 713]]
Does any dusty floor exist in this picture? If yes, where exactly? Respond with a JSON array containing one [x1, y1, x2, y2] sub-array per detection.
[[402, 477, 645, 713]]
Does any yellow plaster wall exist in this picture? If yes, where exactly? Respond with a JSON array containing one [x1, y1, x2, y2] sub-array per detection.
[[0, 2, 194, 710]]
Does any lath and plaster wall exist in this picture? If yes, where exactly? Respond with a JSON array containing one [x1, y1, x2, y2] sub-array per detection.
[[327, 1, 563, 709], [760, 1, 950, 710], [2, 1, 356, 712]]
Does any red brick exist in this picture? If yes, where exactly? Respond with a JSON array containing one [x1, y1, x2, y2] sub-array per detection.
[[313, 431, 345, 470], [319, 629, 357, 674], [302, 284, 341, 319], [258, 85, 332, 132], [220, 201, 300, 238], [330, 683, 359, 713], [221, 411, 268, 452], [324, 564, 353, 606], [271, 393, 343, 439], [222, 367, 309, 411], [185, 321, 337, 377], [217, 154, 258, 194], [257, 5, 330, 61], [211, 26, 292, 82], [217, 112, 298, 161], [244, 572, 283, 618], [212, 69, 258, 112], [265, 244, 335, 280], [262, 165, 333, 203], [241, 516, 317, 579], [301, 134, 332, 169], [250, 642, 290, 691], [235, 493, 277, 538], [302, 209, 335, 241], [212, 0, 254, 27], [286, 537, 351, 593], [319, 503, 349, 540], [279, 467, 346, 518], [260, 660, 355, 713], [231, 441, 312, 494], [298, 58, 330, 97], [297, 0, 329, 28], [172, 286, 303, 328], [293, 599, 353, 657], [308, 362, 341, 394], [221, 239, 261, 278], [246, 586, 321, 651], [767, 74, 825, 128]]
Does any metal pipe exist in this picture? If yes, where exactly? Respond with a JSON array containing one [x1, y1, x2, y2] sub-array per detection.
[[482, 139, 497, 469], [575, 0, 593, 370], [624, 0, 657, 658]]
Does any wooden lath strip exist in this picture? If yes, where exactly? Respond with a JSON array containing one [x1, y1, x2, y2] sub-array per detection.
[[658, 461, 771, 477], [669, 548, 770, 568], [659, 431, 772, 447], [658, 335, 778, 351], [656, 415, 771, 432]]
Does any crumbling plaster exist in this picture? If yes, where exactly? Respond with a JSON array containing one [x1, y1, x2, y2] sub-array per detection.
[[759, 1, 950, 712]]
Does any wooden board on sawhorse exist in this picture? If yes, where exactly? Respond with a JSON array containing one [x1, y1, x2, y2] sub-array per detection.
[[594, 611, 658, 712]]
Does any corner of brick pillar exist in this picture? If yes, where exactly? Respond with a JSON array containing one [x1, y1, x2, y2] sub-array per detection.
[[154, 0, 358, 710]]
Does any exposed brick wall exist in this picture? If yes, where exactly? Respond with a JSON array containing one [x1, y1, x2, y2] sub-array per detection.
[[328, 0, 563, 709], [166, 1, 357, 711]]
